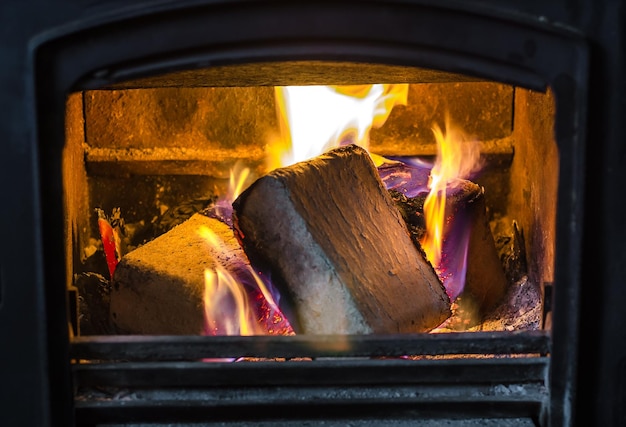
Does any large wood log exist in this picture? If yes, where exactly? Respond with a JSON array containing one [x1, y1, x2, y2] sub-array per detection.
[[109, 214, 290, 335], [110, 214, 235, 334], [233, 144, 450, 334]]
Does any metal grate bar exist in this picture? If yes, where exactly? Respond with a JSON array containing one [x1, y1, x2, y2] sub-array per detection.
[[73, 357, 549, 388], [74, 395, 544, 425], [70, 331, 550, 361]]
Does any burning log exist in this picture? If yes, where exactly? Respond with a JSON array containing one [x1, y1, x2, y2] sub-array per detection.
[[110, 214, 232, 334], [233, 144, 451, 334], [391, 179, 508, 320], [109, 213, 290, 335], [459, 181, 508, 313], [437, 180, 507, 316]]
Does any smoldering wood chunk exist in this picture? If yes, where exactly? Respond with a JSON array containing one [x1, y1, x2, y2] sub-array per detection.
[[233, 144, 450, 334], [110, 214, 249, 335]]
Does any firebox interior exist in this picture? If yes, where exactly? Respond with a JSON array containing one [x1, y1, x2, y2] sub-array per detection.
[[63, 62, 557, 337]]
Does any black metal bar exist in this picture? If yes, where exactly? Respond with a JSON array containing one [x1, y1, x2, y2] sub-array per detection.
[[74, 396, 543, 425], [73, 357, 549, 388], [70, 331, 550, 361], [76, 418, 539, 427]]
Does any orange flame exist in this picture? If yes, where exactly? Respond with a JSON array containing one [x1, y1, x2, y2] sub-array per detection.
[[199, 226, 291, 336], [267, 84, 408, 170], [421, 116, 482, 269]]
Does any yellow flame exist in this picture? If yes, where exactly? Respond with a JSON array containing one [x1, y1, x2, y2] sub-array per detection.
[[226, 161, 251, 202], [266, 84, 408, 170], [421, 117, 482, 267], [204, 268, 256, 335], [199, 226, 282, 336]]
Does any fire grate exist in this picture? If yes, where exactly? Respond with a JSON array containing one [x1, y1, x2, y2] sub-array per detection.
[[72, 332, 549, 425]]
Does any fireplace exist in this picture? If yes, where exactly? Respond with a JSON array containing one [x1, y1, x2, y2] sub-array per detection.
[[66, 74, 549, 334], [4, 1, 625, 426]]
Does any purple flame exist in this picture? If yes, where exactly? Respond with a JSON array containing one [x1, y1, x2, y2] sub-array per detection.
[[377, 157, 433, 197], [378, 158, 473, 301]]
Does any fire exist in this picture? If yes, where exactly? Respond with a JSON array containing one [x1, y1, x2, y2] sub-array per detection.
[[203, 268, 256, 336], [420, 116, 482, 300], [201, 83, 409, 337], [227, 163, 251, 201], [199, 225, 293, 336], [210, 161, 252, 226], [267, 84, 408, 169]]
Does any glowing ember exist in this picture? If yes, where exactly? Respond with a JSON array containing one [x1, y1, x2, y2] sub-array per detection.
[[267, 84, 408, 169], [96, 207, 124, 278], [199, 225, 293, 336], [420, 117, 482, 300]]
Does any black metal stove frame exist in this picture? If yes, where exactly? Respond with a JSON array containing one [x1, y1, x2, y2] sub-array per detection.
[[2, 0, 625, 426]]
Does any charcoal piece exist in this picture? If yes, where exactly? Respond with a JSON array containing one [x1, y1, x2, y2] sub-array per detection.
[[154, 196, 216, 236], [495, 220, 528, 283], [388, 189, 427, 242], [233, 144, 450, 334], [74, 272, 113, 335]]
